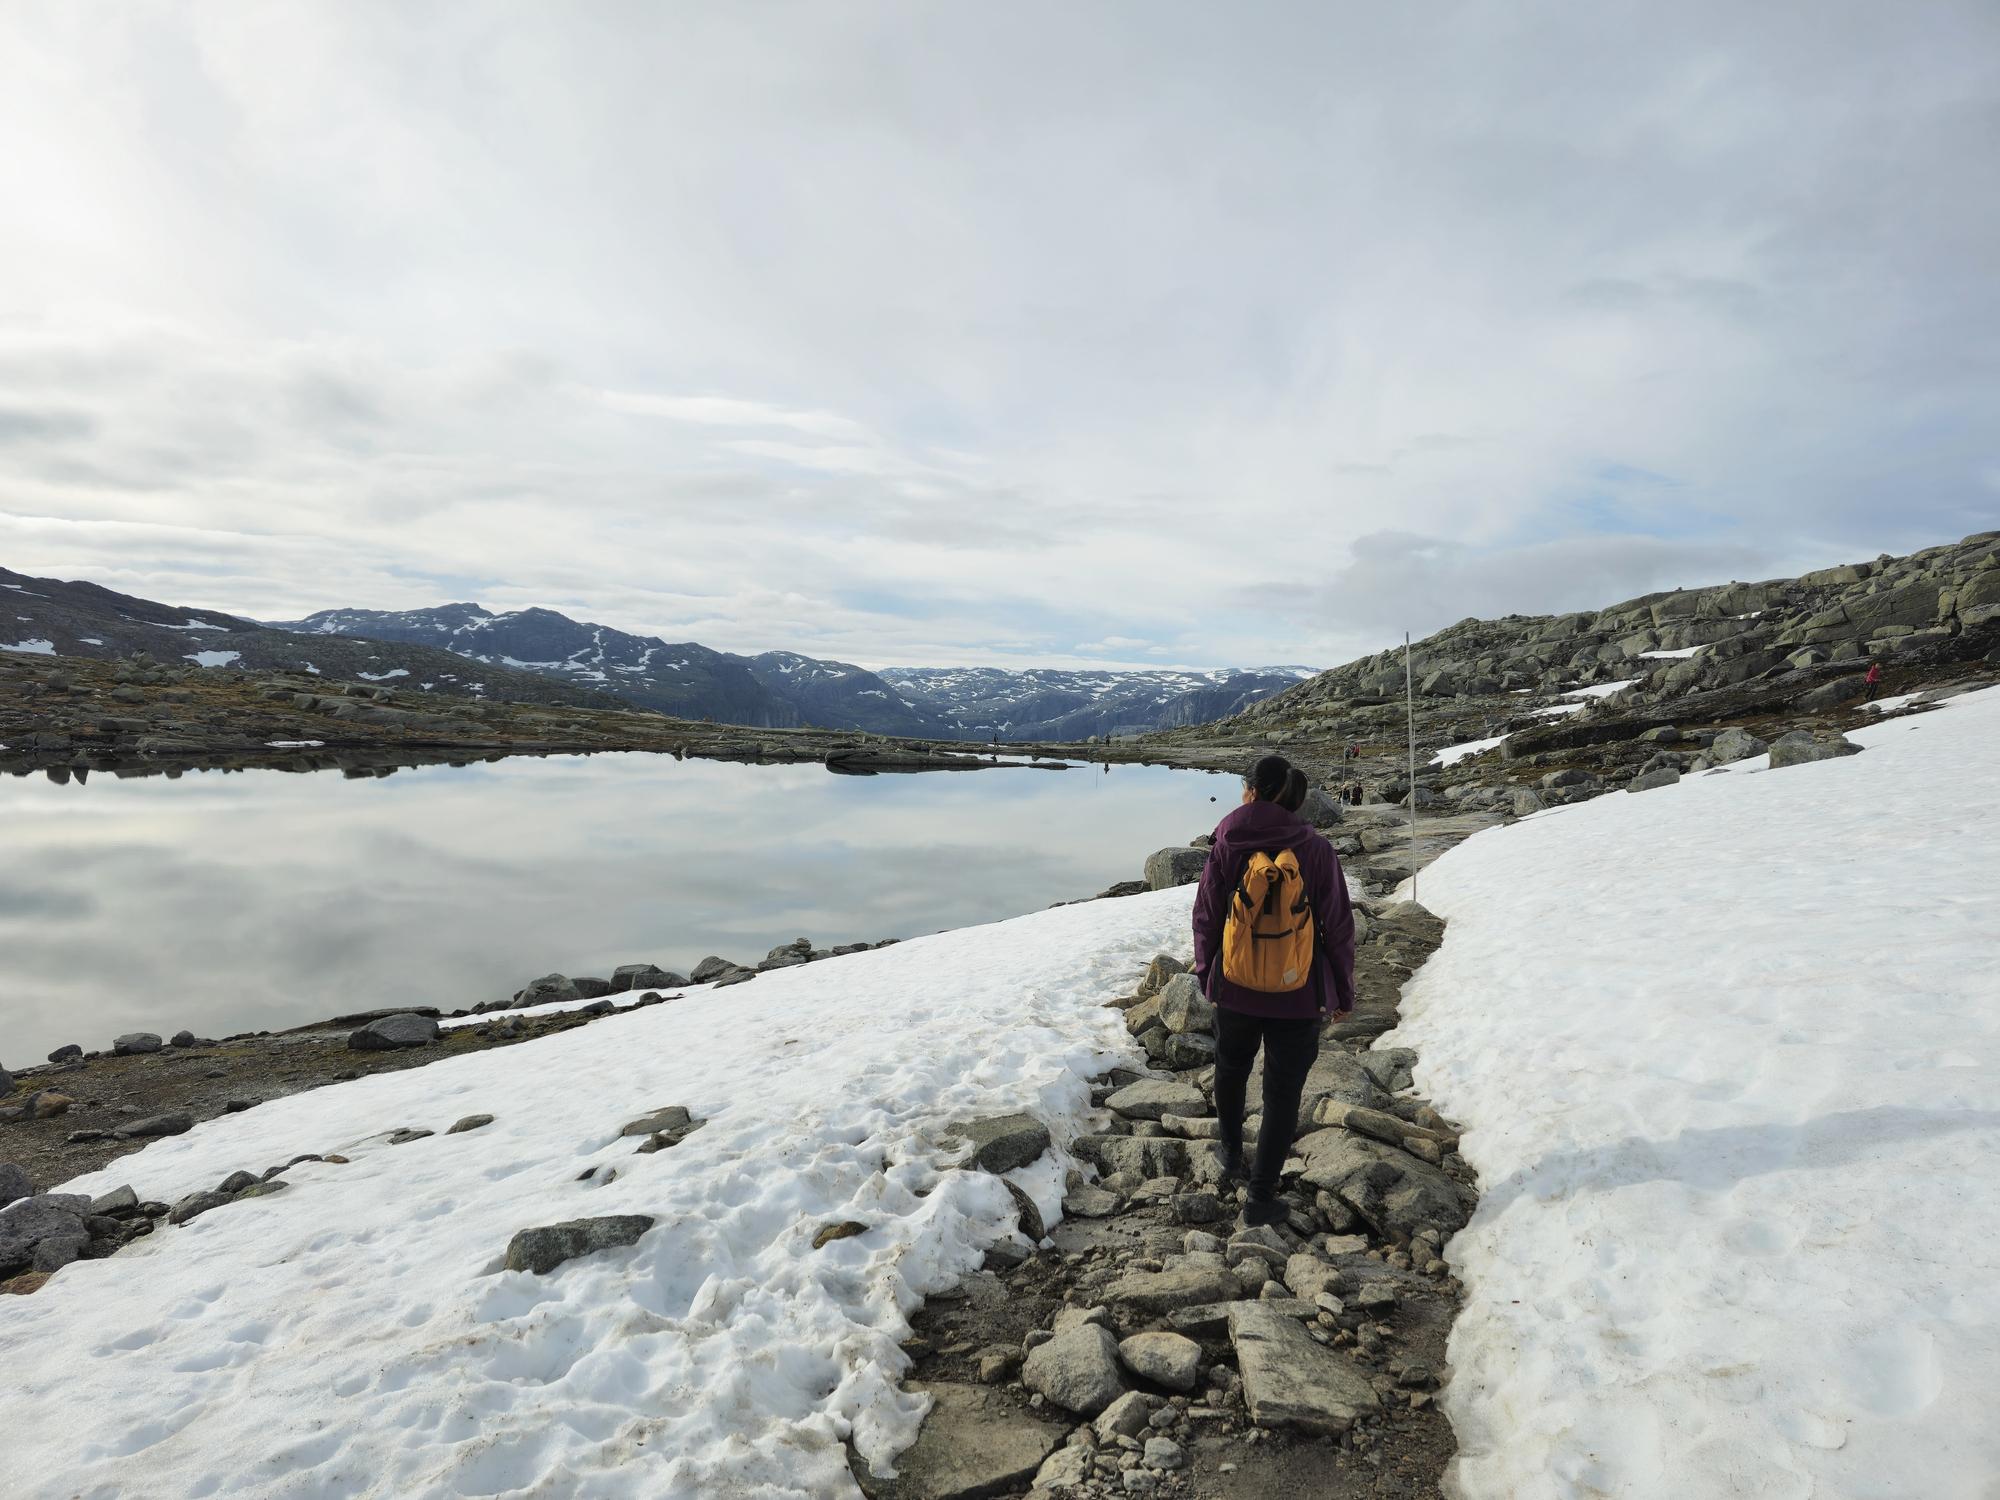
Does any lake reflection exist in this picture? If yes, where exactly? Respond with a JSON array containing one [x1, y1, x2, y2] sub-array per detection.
[[0, 753, 1227, 1064]]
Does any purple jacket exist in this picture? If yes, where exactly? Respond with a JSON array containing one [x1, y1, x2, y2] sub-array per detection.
[[1192, 799, 1357, 1020]]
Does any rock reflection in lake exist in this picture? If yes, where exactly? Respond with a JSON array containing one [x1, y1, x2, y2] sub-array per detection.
[[0, 751, 1223, 1064]]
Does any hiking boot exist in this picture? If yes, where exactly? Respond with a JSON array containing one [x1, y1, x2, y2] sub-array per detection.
[[1218, 1141, 1245, 1185], [1241, 1196, 1287, 1229]]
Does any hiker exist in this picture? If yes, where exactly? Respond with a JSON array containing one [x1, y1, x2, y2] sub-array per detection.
[[1865, 661, 1883, 701], [1192, 753, 1358, 1227]]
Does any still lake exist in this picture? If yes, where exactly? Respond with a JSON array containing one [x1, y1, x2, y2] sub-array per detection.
[[1, 752, 1230, 1065]]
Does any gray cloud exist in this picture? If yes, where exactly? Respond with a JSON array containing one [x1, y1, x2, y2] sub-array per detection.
[[0, 2, 1995, 669]]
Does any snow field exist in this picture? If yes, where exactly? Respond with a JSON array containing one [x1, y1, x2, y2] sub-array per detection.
[[1390, 687, 2000, 1499], [5, 887, 1198, 1499]]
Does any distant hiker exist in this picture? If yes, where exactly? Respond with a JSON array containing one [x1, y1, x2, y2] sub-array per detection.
[[1865, 661, 1883, 700], [1192, 752, 1358, 1228]]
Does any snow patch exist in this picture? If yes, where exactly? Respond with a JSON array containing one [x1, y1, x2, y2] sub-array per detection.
[[357, 669, 410, 681], [183, 650, 241, 668], [1391, 685, 2000, 1499], [1, 638, 55, 655], [7, 889, 1197, 1499], [1431, 733, 1509, 767]]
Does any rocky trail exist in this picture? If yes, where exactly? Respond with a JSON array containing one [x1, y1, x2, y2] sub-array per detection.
[[853, 897, 1470, 1500]]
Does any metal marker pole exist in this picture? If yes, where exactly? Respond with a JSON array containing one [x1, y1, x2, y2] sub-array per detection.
[[1405, 631, 1417, 903]]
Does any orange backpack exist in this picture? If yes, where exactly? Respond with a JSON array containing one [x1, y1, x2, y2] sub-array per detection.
[[1221, 849, 1316, 993]]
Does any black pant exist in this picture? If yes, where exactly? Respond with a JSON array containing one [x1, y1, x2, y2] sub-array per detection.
[[1212, 1007, 1321, 1200]]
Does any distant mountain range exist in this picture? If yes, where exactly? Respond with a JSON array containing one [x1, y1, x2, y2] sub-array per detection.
[[0, 567, 616, 710], [267, 603, 1313, 740], [0, 567, 1313, 738]]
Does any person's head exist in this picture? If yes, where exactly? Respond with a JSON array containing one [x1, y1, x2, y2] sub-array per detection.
[[1241, 753, 1304, 809]]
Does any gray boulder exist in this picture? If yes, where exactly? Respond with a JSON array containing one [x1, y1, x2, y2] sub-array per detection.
[[0, 1066, 10, 1098], [1297, 786, 1343, 828], [621, 1105, 694, 1138], [1708, 726, 1767, 764], [1020, 1324, 1128, 1415], [1, 1194, 89, 1273], [570, 977, 614, 999], [1228, 1301, 1381, 1434], [1143, 847, 1209, 891], [170, 1030, 196, 1048], [1626, 766, 1681, 793], [1073, 1134, 1189, 1181], [945, 1114, 1051, 1174], [1796, 675, 1868, 713], [115, 1112, 192, 1140], [1510, 788, 1545, 816], [113, 1032, 163, 1056], [0, 1164, 33, 1211], [45, 1045, 81, 1064], [1118, 1331, 1203, 1391], [1769, 730, 1863, 768], [1156, 973, 1214, 1035], [689, 956, 736, 984], [610, 963, 681, 993], [515, 974, 581, 1005], [505, 1214, 657, 1275], [348, 1013, 441, 1051]]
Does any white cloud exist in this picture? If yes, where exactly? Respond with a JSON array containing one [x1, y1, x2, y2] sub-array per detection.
[[0, 2, 1994, 669]]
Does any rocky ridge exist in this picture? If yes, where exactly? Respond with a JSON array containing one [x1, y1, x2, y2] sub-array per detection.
[[1110, 531, 1999, 813]]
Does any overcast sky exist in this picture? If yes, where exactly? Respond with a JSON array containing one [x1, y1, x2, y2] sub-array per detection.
[[1, 2, 1995, 669]]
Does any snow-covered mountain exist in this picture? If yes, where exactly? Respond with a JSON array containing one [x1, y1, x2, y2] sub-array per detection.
[[268, 605, 807, 728], [266, 603, 1312, 738], [877, 665, 1317, 741]]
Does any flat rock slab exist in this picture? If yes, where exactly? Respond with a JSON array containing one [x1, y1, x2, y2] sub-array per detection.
[[1103, 1265, 1242, 1317], [1292, 1128, 1473, 1241], [852, 1383, 1065, 1500], [1228, 1301, 1381, 1435], [1105, 1079, 1206, 1121]]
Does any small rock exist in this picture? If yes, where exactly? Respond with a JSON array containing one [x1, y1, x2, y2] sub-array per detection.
[[170, 1030, 196, 1048], [216, 1170, 259, 1195], [1170, 1192, 1223, 1225], [1092, 1390, 1155, 1442], [112, 1033, 163, 1056], [1141, 1436, 1185, 1470], [387, 1128, 434, 1145], [812, 1220, 869, 1249], [621, 1105, 694, 1137], [448, 1114, 496, 1135], [45, 1045, 82, 1065], [504, 1215, 657, 1274]]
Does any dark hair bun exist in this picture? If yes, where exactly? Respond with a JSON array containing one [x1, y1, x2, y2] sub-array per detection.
[[1247, 753, 1295, 803]]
